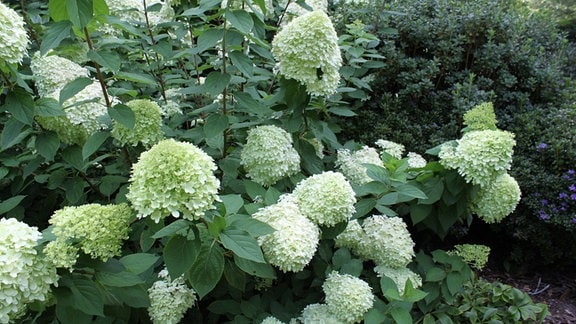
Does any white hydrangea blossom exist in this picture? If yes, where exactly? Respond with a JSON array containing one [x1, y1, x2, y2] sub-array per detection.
[[0, 218, 58, 323], [299, 303, 344, 323], [373, 265, 422, 295], [0, 2, 28, 66], [292, 171, 356, 227], [253, 195, 320, 272], [333, 219, 363, 252], [322, 272, 374, 323], [375, 139, 405, 159], [43, 239, 79, 270], [260, 316, 284, 324], [127, 139, 220, 223], [279, 0, 328, 26], [272, 10, 342, 96], [407, 152, 427, 168], [148, 269, 197, 324], [240, 125, 301, 186], [470, 173, 521, 223], [105, 0, 174, 27], [336, 146, 383, 185], [30, 53, 89, 96], [111, 99, 164, 148]]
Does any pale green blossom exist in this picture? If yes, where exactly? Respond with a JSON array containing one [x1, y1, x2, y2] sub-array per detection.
[[127, 139, 220, 223], [30, 53, 89, 96], [373, 265, 422, 295], [112, 99, 164, 148], [449, 244, 491, 270], [292, 171, 356, 226], [43, 239, 79, 270], [279, 0, 328, 26], [260, 316, 284, 324], [240, 125, 301, 186], [0, 2, 28, 67], [300, 303, 344, 323], [407, 152, 427, 168], [0, 218, 58, 323], [463, 102, 498, 131], [336, 146, 383, 185], [375, 139, 405, 159], [322, 272, 374, 323], [272, 10, 342, 96], [470, 173, 521, 223], [148, 269, 197, 324]]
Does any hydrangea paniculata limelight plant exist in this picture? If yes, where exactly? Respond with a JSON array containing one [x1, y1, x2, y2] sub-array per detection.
[[449, 244, 491, 270], [470, 173, 521, 223], [127, 139, 220, 222], [252, 195, 320, 272], [322, 271, 374, 323], [292, 171, 356, 226], [299, 303, 344, 323], [272, 10, 342, 96], [30, 53, 89, 97], [462, 102, 498, 131], [240, 125, 300, 186], [44, 203, 132, 269], [336, 146, 383, 185], [111, 99, 164, 147], [0, 1, 28, 67], [0, 218, 58, 323], [147, 269, 197, 324]]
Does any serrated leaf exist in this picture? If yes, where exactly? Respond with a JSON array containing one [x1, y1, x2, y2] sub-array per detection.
[[446, 272, 464, 295], [0, 196, 26, 215], [220, 229, 265, 263], [66, 0, 93, 29], [410, 203, 433, 225], [115, 72, 157, 85], [4, 88, 35, 126], [49, 0, 69, 22], [425, 267, 446, 282], [219, 194, 244, 215], [164, 235, 200, 278], [395, 183, 428, 199], [36, 132, 60, 161], [67, 277, 104, 316], [109, 286, 150, 308], [227, 215, 275, 237], [109, 104, 135, 129], [96, 271, 144, 287], [35, 98, 65, 117], [197, 28, 224, 54], [99, 175, 127, 196], [204, 72, 231, 96], [87, 49, 121, 72], [224, 259, 246, 291], [391, 307, 413, 324], [151, 219, 191, 239], [188, 243, 225, 299], [59, 77, 92, 104], [1, 119, 31, 151], [82, 131, 109, 159], [328, 107, 357, 116], [120, 253, 160, 274], [226, 9, 253, 34], [234, 255, 276, 279], [204, 114, 229, 139], [229, 51, 254, 77]]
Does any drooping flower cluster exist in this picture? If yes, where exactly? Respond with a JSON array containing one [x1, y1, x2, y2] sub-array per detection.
[[44, 204, 132, 269], [252, 195, 320, 272], [448, 244, 491, 270], [127, 139, 220, 223], [111, 99, 164, 148], [147, 269, 197, 324], [0, 218, 58, 323], [375, 139, 405, 159], [0, 1, 28, 67], [439, 129, 516, 187], [336, 146, 382, 185], [272, 10, 342, 96], [292, 171, 356, 226], [470, 173, 521, 223], [373, 265, 422, 295], [322, 272, 374, 323], [463, 102, 498, 131], [240, 125, 301, 186]]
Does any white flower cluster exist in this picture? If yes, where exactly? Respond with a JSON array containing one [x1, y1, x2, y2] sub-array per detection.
[[147, 269, 197, 324], [0, 2, 28, 66], [272, 10, 342, 96], [30, 53, 89, 97], [335, 146, 382, 185], [44, 203, 133, 269], [253, 195, 320, 272], [407, 152, 427, 168], [260, 316, 284, 324], [299, 303, 344, 323], [111, 99, 164, 148], [240, 125, 301, 186], [375, 139, 405, 159], [322, 272, 374, 323], [279, 0, 328, 26], [127, 139, 220, 223], [105, 0, 174, 27], [470, 173, 521, 223], [292, 171, 356, 226], [0, 218, 58, 323]]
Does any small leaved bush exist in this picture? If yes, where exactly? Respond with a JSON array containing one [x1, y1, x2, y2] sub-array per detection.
[[0, 0, 553, 323]]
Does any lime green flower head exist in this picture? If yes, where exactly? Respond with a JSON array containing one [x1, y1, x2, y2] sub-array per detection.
[[292, 171, 356, 226], [373, 265, 422, 295], [322, 271, 374, 323], [272, 10, 342, 96], [0, 2, 28, 67], [30, 53, 89, 96], [147, 269, 197, 324], [361, 215, 415, 268], [470, 173, 521, 223], [240, 125, 301, 187], [449, 244, 491, 270], [300, 303, 344, 323], [112, 99, 164, 148], [439, 129, 516, 187], [463, 102, 498, 131], [0, 218, 58, 323], [127, 139, 220, 223], [336, 146, 383, 185], [46, 204, 132, 268], [253, 195, 320, 272]]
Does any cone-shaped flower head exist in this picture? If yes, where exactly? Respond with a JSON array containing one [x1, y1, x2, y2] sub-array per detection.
[[439, 129, 516, 187], [470, 173, 521, 223], [240, 125, 301, 186], [292, 171, 356, 226], [322, 272, 374, 323], [147, 269, 197, 324], [253, 195, 320, 272], [45, 204, 132, 269], [127, 139, 220, 223], [373, 265, 422, 295], [280, 0, 328, 26], [272, 10, 342, 96], [300, 303, 344, 323], [336, 146, 383, 185], [449, 244, 491, 270], [375, 139, 405, 159], [463, 102, 498, 131], [0, 218, 58, 323], [0, 2, 28, 67], [112, 99, 164, 148]]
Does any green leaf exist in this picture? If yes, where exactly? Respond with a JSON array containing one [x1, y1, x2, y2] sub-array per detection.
[[99, 175, 127, 196], [109, 286, 150, 308], [68, 277, 104, 316], [115, 72, 157, 85], [164, 235, 200, 278], [220, 194, 244, 215], [229, 51, 254, 77], [96, 271, 144, 287], [328, 107, 357, 117], [418, 176, 444, 204], [62, 146, 85, 171], [410, 203, 433, 225], [82, 131, 109, 159], [188, 243, 225, 299], [4, 88, 35, 125], [234, 92, 270, 115], [224, 259, 246, 291], [151, 219, 191, 239], [204, 72, 231, 96], [364, 163, 390, 184], [354, 198, 377, 218], [120, 253, 160, 274], [49, 0, 69, 21], [59, 77, 92, 104], [220, 229, 265, 263], [227, 215, 275, 237], [391, 307, 413, 324], [243, 180, 266, 200], [66, 0, 93, 29], [87, 49, 121, 72], [0, 196, 26, 215], [109, 104, 135, 129], [36, 98, 65, 117], [226, 9, 254, 34], [446, 272, 464, 295], [234, 255, 276, 279], [36, 132, 61, 161], [204, 114, 229, 139], [197, 28, 224, 54], [395, 183, 428, 199], [425, 267, 446, 282], [2, 119, 31, 150]]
